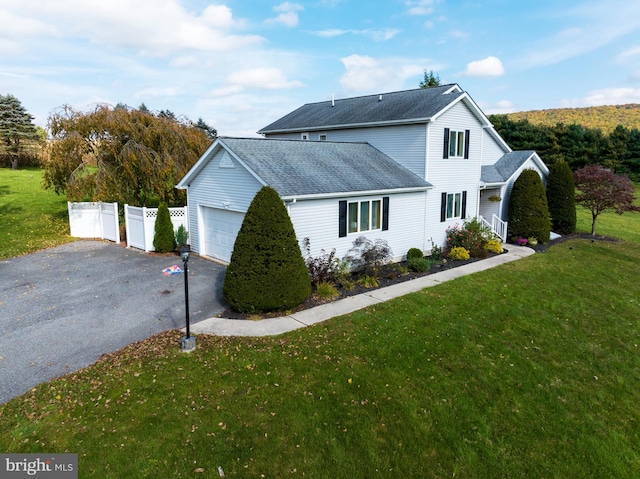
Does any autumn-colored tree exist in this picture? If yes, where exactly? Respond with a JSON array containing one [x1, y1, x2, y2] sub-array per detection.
[[43, 104, 211, 206], [574, 164, 640, 235]]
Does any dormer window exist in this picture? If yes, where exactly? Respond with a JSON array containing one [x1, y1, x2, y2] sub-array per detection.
[[301, 132, 309, 140], [319, 134, 327, 141]]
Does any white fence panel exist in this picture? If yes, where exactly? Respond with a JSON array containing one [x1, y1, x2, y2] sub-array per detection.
[[124, 205, 146, 250], [68, 202, 119, 243], [124, 205, 188, 252]]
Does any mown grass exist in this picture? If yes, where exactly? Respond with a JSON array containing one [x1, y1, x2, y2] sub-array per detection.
[[1, 174, 640, 477], [0, 167, 73, 259]]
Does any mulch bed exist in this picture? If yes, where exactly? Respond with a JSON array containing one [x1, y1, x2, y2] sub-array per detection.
[[218, 233, 621, 320]]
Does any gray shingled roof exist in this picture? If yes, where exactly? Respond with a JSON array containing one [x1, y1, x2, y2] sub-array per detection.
[[219, 137, 432, 197], [481, 151, 536, 183], [258, 85, 464, 133]]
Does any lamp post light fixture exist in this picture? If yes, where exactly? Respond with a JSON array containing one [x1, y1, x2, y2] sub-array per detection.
[[180, 246, 196, 352]]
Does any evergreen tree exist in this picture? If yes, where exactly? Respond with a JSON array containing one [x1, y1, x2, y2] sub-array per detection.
[[419, 69, 441, 88], [153, 202, 177, 253], [507, 169, 551, 243], [0, 94, 41, 169], [546, 160, 576, 235], [223, 186, 311, 313]]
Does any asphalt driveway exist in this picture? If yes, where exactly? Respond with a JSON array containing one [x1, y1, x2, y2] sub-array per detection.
[[0, 240, 227, 404]]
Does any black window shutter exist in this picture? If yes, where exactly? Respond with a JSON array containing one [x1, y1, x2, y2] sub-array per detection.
[[464, 129, 470, 159], [440, 192, 447, 222], [443, 128, 450, 159], [382, 197, 389, 231], [461, 191, 467, 218], [338, 200, 347, 237]]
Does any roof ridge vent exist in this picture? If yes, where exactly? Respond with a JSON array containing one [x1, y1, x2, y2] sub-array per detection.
[[332, 94, 335, 107]]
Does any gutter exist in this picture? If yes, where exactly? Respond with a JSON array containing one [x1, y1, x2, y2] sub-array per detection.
[[282, 185, 432, 202]]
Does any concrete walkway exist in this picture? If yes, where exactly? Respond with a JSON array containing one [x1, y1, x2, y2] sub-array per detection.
[[191, 246, 535, 337]]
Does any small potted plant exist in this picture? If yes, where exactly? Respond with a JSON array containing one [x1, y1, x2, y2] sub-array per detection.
[[528, 237, 538, 246], [517, 238, 528, 246]]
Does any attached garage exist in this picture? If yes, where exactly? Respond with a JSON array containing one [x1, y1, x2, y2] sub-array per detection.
[[201, 207, 244, 263]]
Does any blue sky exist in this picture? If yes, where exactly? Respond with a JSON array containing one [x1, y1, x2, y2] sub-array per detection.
[[2, 0, 640, 137]]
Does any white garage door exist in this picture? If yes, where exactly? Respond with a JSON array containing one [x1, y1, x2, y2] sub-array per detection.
[[202, 207, 245, 262]]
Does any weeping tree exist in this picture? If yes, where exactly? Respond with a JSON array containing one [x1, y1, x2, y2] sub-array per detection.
[[43, 104, 212, 206]]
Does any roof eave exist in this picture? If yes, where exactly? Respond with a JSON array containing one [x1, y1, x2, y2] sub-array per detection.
[[281, 185, 432, 201], [258, 117, 433, 135]]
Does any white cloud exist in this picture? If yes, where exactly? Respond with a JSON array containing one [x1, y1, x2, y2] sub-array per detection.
[[483, 100, 516, 115], [266, 2, 304, 27], [518, 2, 640, 68], [405, 0, 438, 16], [617, 46, 640, 61], [1, 0, 264, 56], [339, 54, 424, 92], [134, 86, 182, 99], [227, 68, 304, 90], [464, 56, 505, 77], [562, 88, 640, 107], [313, 28, 401, 41]]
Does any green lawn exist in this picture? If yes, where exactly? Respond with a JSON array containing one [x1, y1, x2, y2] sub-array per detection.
[[0, 167, 74, 259], [1, 173, 640, 477]]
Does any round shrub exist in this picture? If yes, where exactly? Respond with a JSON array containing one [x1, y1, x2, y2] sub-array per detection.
[[448, 246, 470, 261], [407, 257, 431, 272], [406, 247, 423, 260], [223, 186, 311, 313], [485, 239, 503, 254], [507, 169, 551, 243], [153, 202, 176, 253], [546, 160, 576, 235]]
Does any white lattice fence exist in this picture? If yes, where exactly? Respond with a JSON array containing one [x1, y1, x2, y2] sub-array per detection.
[[124, 205, 188, 252], [67, 202, 120, 243]]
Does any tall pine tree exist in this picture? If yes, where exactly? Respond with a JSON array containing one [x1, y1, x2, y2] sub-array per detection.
[[546, 160, 576, 235], [0, 94, 41, 169]]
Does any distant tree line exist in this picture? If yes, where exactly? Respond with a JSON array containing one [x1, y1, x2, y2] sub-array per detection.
[[490, 115, 640, 180]]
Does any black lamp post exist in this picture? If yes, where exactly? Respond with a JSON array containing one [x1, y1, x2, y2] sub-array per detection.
[[180, 246, 196, 352]]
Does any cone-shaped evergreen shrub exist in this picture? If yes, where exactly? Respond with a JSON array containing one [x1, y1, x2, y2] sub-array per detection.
[[507, 169, 551, 243], [546, 160, 576, 235], [223, 186, 311, 313], [153, 202, 176, 252]]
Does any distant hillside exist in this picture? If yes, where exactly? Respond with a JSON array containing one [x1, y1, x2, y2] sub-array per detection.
[[506, 104, 640, 134]]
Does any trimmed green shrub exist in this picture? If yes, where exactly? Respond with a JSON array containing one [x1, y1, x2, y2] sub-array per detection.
[[507, 169, 551, 243], [406, 247, 423, 260], [407, 257, 431, 272], [546, 160, 576, 235], [153, 202, 176, 253], [175, 224, 189, 246], [448, 246, 470, 261], [223, 186, 311, 313]]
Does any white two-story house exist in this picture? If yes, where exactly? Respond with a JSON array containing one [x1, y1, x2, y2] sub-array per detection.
[[177, 84, 548, 263]]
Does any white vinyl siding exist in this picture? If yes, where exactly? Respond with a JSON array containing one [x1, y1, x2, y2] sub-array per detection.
[[186, 147, 262, 255], [202, 207, 244, 262], [288, 192, 427, 263]]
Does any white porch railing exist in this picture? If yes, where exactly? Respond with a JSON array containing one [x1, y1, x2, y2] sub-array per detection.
[[124, 204, 188, 252], [479, 214, 508, 242]]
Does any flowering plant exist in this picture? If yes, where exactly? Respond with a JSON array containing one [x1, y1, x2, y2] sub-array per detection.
[[517, 238, 528, 246]]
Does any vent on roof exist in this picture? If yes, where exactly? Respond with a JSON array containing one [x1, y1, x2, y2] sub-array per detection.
[[379, 95, 382, 101], [219, 151, 235, 169], [332, 95, 335, 107]]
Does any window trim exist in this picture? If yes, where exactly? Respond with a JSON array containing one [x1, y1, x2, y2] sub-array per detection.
[[301, 132, 309, 140], [339, 197, 389, 237], [443, 128, 470, 159], [319, 134, 327, 141], [440, 191, 467, 222]]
